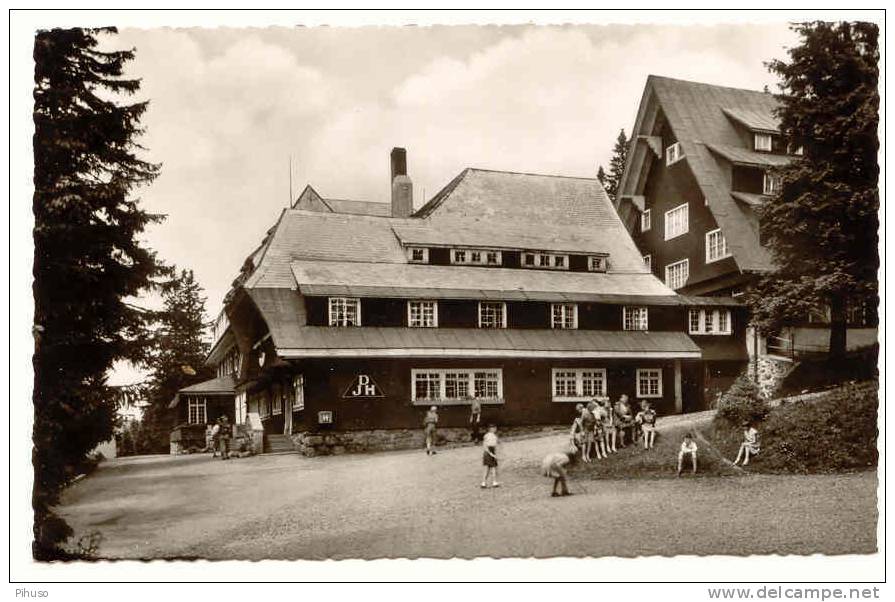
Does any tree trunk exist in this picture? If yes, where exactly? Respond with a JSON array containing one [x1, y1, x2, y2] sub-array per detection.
[[829, 294, 848, 360]]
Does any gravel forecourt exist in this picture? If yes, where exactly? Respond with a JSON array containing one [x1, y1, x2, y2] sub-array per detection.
[[58, 432, 878, 560]]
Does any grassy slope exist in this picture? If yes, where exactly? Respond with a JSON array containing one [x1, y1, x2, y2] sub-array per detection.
[[574, 380, 878, 480]]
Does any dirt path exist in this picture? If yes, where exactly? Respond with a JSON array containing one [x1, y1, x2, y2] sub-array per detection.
[[58, 432, 878, 560]]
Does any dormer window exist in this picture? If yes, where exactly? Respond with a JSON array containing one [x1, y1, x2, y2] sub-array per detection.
[[666, 142, 684, 166], [408, 300, 438, 328], [329, 297, 361, 327], [522, 252, 569, 270], [754, 133, 773, 152], [451, 248, 502, 266], [588, 256, 608, 272], [407, 247, 428, 263]]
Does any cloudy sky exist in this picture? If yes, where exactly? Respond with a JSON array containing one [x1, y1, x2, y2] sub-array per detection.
[[106, 22, 797, 382]]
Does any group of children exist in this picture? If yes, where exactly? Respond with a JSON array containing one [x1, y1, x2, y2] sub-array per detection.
[[569, 396, 659, 462], [431, 395, 761, 497]]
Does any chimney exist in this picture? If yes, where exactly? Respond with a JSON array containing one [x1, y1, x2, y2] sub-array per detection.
[[390, 147, 413, 218]]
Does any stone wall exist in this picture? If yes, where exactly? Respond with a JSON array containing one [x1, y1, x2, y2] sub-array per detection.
[[747, 356, 794, 400], [290, 425, 566, 456]]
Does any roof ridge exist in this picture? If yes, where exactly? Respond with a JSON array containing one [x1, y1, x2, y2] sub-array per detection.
[[465, 167, 598, 181], [648, 74, 775, 97]]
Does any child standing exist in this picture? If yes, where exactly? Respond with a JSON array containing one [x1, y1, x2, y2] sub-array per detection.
[[733, 422, 760, 466], [635, 401, 658, 449], [480, 425, 500, 488], [424, 406, 439, 455], [677, 433, 698, 476], [541, 444, 576, 497]]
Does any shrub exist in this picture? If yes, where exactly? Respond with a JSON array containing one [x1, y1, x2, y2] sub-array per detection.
[[760, 380, 878, 472], [714, 375, 769, 430]]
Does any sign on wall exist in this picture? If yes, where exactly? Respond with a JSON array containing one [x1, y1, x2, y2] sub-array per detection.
[[342, 374, 385, 399], [318, 411, 333, 424]]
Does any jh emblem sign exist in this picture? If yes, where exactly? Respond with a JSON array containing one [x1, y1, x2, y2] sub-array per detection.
[[343, 374, 385, 398]]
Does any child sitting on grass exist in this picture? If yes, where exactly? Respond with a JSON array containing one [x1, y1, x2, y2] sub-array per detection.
[[677, 433, 698, 476], [481, 425, 500, 488], [733, 422, 760, 466]]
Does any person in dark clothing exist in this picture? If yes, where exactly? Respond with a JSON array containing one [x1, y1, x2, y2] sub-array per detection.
[[219, 415, 232, 460]]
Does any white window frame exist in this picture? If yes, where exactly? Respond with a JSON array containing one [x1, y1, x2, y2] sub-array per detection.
[[478, 301, 507, 329], [636, 369, 663, 399], [410, 369, 504, 405], [407, 300, 438, 328], [450, 248, 502, 266], [688, 309, 733, 335], [187, 397, 207, 424], [272, 392, 283, 415], [643, 254, 652, 270], [623, 306, 649, 331], [665, 258, 689, 290], [763, 172, 782, 196], [293, 374, 305, 410], [705, 228, 731, 263], [521, 252, 570, 271], [407, 247, 428, 263], [551, 368, 608, 402], [666, 142, 684, 166], [664, 203, 689, 240], [328, 297, 361, 327], [754, 133, 773, 152], [588, 256, 609, 272], [641, 209, 651, 232], [550, 303, 578, 329]]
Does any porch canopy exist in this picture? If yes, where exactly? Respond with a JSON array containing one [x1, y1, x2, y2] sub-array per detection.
[[169, 375, 236, 408]]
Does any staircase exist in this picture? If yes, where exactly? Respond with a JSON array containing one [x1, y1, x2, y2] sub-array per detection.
[[264, 434, 297, 454]]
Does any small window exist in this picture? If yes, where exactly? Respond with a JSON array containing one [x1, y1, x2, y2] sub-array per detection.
[[664, 203, 689, 240], [451, 248, 502, 266], [641, 209, 651, 232], [408, 300, 438, 328], [328, 297, 361, 327], [187, 398, 207, 424], [665, 259, 689, 290], [705, 228, 730, 263], [643, 254, 652, 270], [763, 172, 782, 195], [272, 393, 283, 415], [293, 375, 305, 410], [754, 133, 773, 152], [522, 252, 570, 270], [551, 303, 578, 329], [408, 247, 428, 263], [788, 143, 804, 156], [666, 142, 684, 166], [623, 307, 648, 331], [688, 309, 733, 335], [588, 256, 608, 272], [478, 301, 507, 329], [636, 369, 663, 398], [551, 368, 607, 402]]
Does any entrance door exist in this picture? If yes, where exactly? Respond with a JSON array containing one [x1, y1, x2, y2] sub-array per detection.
[[284, 397, 293, 435]]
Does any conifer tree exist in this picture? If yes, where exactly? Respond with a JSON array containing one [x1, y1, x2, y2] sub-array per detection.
[[599, 130, 629, 202], [32, 27, 166, 558], [141, 269, 214, 453], [749, 22, 879, 359]]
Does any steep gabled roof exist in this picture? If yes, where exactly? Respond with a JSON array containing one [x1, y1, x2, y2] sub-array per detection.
[[618, 75, 780, 273], [292, 184, 391, 217]]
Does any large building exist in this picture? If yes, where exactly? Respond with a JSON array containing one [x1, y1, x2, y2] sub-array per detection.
[[614, 75, 876, 356], [180, 147, 747, 454]]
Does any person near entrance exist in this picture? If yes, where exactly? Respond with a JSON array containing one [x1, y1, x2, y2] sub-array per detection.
[[424, 406, 439, 455], [219, 415, 232, 460], [210, 418, 221, 458], [469, 398, 482, 443]]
